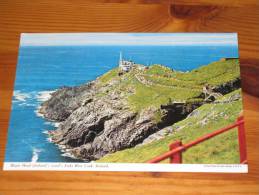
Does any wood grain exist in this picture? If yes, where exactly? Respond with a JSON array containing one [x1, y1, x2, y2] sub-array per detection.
[[0, 0, 259, 194], [46, 0, 259, 7]]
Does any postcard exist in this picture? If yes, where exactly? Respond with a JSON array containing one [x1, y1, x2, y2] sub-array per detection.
[[3, 33, 247, 172]]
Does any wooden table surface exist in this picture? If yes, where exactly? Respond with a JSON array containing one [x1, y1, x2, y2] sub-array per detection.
[[0, 0, 259, 194]]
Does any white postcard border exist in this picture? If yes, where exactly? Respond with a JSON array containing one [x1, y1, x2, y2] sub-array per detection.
[[3, 162, 248, 173]]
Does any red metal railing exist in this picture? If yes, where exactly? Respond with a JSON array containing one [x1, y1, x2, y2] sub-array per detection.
[[148, 116, 247, 164]]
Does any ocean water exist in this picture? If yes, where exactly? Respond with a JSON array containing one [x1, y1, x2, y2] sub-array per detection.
[[5, 45, 238, 162]]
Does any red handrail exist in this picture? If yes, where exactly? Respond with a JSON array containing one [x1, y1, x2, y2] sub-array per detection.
[[148, 116, 247, 164]]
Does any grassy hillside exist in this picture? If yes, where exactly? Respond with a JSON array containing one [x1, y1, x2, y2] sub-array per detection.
[[97, 89, 242, 164], [171, 59, 240, 85], [97, 59, 240, 113]]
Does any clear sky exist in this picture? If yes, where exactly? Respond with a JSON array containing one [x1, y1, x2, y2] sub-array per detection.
[[20, 33, 238, 46]]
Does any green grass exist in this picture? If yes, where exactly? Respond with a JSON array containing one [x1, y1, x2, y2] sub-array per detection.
[[171, 59, 240, 86], [153, 109, 165, 123], [98, 68, 119, 84], [97, 89, 242, 164], [96, 59, 240, 119], [127, 59, 240, 112], [143, 59, 240, 87], [127, 77, 201, 112], [143, 75, 202, 90], [145, 64, 173, 76]]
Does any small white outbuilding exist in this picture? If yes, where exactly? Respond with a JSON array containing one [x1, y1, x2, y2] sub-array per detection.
[[119, 52, 134, 72]]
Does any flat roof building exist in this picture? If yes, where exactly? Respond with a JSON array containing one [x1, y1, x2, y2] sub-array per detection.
[[119, 52, 134, 72]]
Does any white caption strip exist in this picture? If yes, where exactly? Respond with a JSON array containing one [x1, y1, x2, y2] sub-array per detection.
[[3, 162, 248, 173]]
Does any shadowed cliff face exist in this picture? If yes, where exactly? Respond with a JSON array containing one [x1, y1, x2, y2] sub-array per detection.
[[158, 102, 203, 129], [212, 78, 241, 95], [39, 82, 95, 122]]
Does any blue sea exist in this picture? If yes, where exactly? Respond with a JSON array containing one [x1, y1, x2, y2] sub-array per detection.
[[5, 45, 238, 162]]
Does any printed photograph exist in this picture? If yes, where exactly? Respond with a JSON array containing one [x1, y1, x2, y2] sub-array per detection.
[[4, 33, 247, 170]]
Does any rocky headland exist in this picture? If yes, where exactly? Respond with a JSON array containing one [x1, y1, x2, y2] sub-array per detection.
[[39, 59, 241, 162]]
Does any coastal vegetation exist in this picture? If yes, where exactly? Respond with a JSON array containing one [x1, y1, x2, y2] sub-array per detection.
[[40, 58, 242, 163], [97, 89, 242, 163], [98, 59, 240, 114]]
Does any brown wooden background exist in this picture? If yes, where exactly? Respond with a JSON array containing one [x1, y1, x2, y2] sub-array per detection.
[[0, 0, 259, 194]]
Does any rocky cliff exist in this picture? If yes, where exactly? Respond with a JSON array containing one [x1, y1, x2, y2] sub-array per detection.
[[39, 59, 241, 161], [39, 67, 161, 161]]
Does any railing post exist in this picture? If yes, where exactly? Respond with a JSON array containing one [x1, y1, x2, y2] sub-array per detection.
[[237, 116, 247, 164], [169, 140, 182, 163]]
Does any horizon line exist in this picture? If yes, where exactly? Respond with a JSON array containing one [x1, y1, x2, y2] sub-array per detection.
[[20, 33, 238, 47]]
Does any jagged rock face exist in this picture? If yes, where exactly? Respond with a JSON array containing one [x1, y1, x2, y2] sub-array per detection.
[[70, 108, 158, 161], [39, 82, 95, 121], [213, 78, 241, 95], [159, 102, 203, 128], [41, 80, 159, 161]]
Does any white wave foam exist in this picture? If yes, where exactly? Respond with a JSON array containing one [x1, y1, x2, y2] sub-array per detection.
[[19, 102, 36, 107], [13, 90, 31, 102], [58, 145, 67, 152], [46, 137, 53, 142], [44, 121, 60, 128], [34, 107, 44, 117], [42, 130, 50, 135], [31, 148, 42, 163], [61, 152, 78, 159], [36, 90, 56, 102], [53, 122, 60, 128]]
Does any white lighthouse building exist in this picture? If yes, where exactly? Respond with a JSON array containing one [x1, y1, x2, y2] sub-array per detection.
[[119, 52, 134, 72]]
